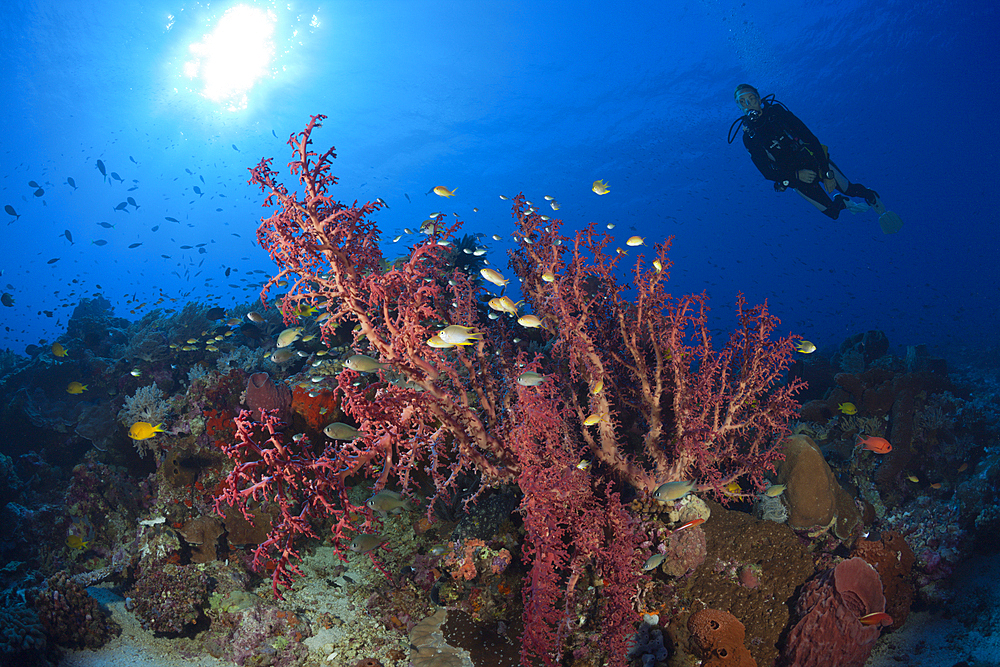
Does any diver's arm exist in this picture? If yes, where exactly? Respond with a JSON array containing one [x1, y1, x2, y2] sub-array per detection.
[[743, 133, 782, 182]]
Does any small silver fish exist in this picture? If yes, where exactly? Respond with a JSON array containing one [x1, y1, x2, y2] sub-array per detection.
[[344, 354, 385, 373], [653, 480, 695, 502], [323, 422, 361, 440], [643, 553, 666, 571], [349, 533, 388, 553], [366, 489, 414, 516]]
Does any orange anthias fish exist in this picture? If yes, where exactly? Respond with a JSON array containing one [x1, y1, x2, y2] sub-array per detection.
[[857, 435, 892, 454], [858, 611, 893, 626]]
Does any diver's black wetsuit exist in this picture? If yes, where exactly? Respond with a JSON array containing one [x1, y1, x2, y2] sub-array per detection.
[[741, 102, 876, 219]]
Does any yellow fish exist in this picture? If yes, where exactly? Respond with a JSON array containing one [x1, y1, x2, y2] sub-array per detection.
[[426, 334, 454, 349], [488, 296, 521, 316], [66, 534, 90, 550], [433, 186, 456, 198], [129, 421, 165, 440], [838, 402, 857, 415], [276, 326, 303, 348], [293, 304, 319, 317], [541, 271, 556, 283], [66, 381, 88, 394], [723, 481, 742, 496], [480, 267, 509, 287], [517, 315, 543, 328], [764, 484, 786, 497], [438, 325, 481, 346], [52, 343, 69, 358], [626, 236, 645, 247], [653, 259, 664, 273], [592, 179, 610, 195], [796, 340, 817, 354], [583, 413, 608, 426]]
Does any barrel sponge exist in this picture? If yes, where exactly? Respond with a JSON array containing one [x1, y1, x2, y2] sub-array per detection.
[[780, 557, 886, 667]]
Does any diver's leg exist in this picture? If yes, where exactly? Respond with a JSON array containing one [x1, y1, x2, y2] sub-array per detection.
[[795, 182, 846, 219], [828, 161, 879, 205]]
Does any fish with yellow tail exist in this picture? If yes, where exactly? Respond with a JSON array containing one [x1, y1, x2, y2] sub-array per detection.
[[592, 179, 610, 195], [437, 325, 482, 346], [432, 186, 456, 198], [66, 381, 88, 394], [795, 340, 817, 354]]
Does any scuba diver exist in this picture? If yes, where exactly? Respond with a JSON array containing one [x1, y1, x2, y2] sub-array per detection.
[[729, 84, 902, 233]]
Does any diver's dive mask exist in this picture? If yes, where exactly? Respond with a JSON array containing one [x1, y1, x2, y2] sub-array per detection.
[[735, 85, 761, 120]]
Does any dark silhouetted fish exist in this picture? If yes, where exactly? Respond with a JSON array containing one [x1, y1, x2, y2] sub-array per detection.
[[114, 202, 128, 212], [62, 230, 74, 244], [97, 221, 114, 228], [33, 188, 44, 197], [92, 239, 108, 246], [232, 144, 239, 151], [193, 186, 203, 196], [66, 177, 77, 190], [205, 306, 226, 319], [96, 160, 106, 181], [128, 243, 142, 248], [111, 172, 124, 183], [28, 180, 39, 188], [47, 258, 59, 264], [4, 205, 19, 221], [127, 197, 139, 209], [130, 156, 138, 164], [165, 216, 179, 222], [151, 225, 159, 232]]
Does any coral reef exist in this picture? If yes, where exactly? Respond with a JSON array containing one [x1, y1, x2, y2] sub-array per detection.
[[0, 602, 46, 667], [30, 572, 119, 648], [129, 562, 210, 634]]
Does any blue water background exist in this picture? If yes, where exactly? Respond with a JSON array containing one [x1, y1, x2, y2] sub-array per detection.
[[1, 0, 997, 360]]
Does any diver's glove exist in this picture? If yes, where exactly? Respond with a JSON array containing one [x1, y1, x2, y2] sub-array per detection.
[[774, 180, 788, 192]]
